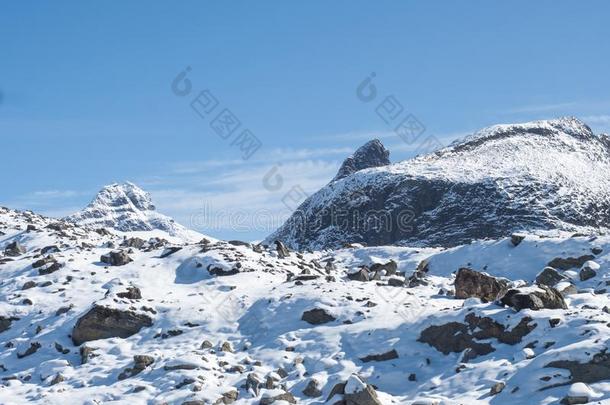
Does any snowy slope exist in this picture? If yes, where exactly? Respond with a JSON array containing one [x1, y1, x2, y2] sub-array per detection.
[[64, 182, 202, 242], [267, 117, 610, 250], [3, 206, 610, 404]]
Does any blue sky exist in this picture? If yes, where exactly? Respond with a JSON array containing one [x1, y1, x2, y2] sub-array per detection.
[[2, 1, 610, 240]]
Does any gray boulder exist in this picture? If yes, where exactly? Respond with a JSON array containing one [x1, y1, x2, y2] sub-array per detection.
[[535, 267, 567, 286], [100, 250, 132, 266], [302, 308, 336, 325], [500, 285, 567, 311], [333, 139, 390, 181], [72, 305, 153, 345]]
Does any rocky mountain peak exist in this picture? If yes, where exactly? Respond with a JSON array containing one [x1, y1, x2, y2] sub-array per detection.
[[89, 182, 155, 212], [332, 139, 390, 181], [64, 182, 201, 241]]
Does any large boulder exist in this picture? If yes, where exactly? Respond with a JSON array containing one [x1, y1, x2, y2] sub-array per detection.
[[454, 268, 508, 302], [72, 305, 153, 345], [535, 267, 567, 286], [343, 375, 383, 405], [500, 285, 567, 311], [100, 250, 132, 266], [332, 139, 390, 181], [302, 308, 336, 325]]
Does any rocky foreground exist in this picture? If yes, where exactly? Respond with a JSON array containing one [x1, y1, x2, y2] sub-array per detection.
[[2, 206, 610, 404]]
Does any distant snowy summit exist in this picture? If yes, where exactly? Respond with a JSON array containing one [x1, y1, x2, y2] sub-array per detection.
[[64, 182, 201, 241], [267, 117, 610, 250]]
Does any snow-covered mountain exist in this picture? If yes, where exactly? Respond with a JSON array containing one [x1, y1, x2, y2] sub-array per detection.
[[64, 182, 201, 242], [267, 117, 610, 250]]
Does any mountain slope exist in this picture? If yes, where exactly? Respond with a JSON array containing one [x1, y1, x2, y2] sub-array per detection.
[[267, 117, 610, 250], [64, 182, 201, 241], [2, 205, 610, 404]]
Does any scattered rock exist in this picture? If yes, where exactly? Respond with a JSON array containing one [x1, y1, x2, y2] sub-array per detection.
[[500, 285, 567, 311], [419, 314, 535, 361], [116, 286, 142, 300], [215, 389, 238, 404], [370, 260, 398, 276], [72, 305, 153, 345], [22, 281, 37, 290], [119, 355, 155, 380], [347, 267, 370, 282], [536, 267, 567, 286], [302, 379, 322, 397], [511, 233, 525, 246], [302, 308, 336, 325], [454, 268, 508, 302], [359, 349, 399, 363], [17, 342, 41, 358], [160, 246, 182, 258], [548, 255, 595, 270], [49, 373, 64, 385], [343, 375, 383, 405], [546, 350, 610, 385], [259, 391, 296, 404], [490, 381, 505, 395], [580, 266, 597, 281], [274, 240, 290, 259], [220, 341, 234, 353], [100, 250, 132, 266], [4, 241, 26, 257]]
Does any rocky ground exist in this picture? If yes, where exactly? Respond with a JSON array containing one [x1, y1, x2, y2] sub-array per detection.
[[2, 206, 610, 404]]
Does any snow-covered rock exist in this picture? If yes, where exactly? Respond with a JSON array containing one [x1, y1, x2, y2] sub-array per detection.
[[64, 182, 201, 241]]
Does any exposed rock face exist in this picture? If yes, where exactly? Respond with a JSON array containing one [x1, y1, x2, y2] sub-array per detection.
[[100, 250, 132, 266], [333, 139, 390, 182], [72, 305, 153, 345], [266, 118, 610, 249], [301, 308, 336, 325], [418, 314, 535, 361], [454, 268, 508, 302], [500, 285, 567, 311]]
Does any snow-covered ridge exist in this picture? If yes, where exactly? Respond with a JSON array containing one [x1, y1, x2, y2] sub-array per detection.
[[267, 117, 610, 250], [64, 182, 201, 242]]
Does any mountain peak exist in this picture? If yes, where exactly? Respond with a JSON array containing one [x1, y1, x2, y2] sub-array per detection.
[[333, 139, 390, 181], [92, 182, 156, 212], [446, 117, 595, 154], [64, 182, 200, 240]]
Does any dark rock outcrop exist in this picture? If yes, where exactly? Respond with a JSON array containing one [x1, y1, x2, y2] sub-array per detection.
[[548, 255, 595, 270], [333, 139, 390, 182], [545, 350, 610, 386], [72, 305, 153, 345], [301, 308, 336, 325], [419, 314, 535, 361]]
